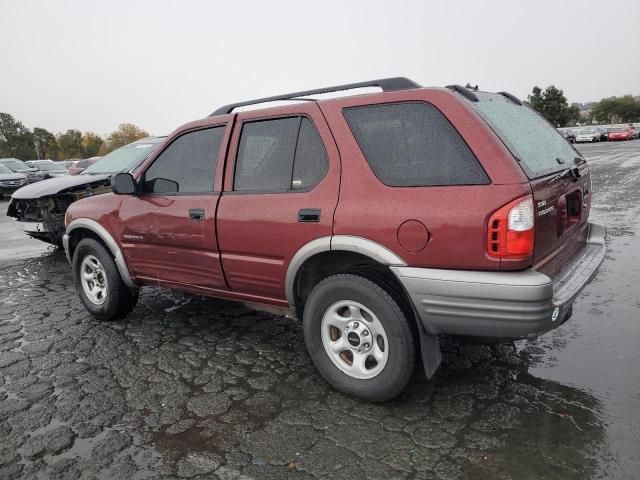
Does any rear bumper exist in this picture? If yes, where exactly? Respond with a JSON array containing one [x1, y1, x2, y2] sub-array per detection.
[[391, 222, 606, 340]]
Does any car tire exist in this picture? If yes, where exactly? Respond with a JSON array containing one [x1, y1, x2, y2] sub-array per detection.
[[303, 273, 416, 402], [72, 238, 138, 321]]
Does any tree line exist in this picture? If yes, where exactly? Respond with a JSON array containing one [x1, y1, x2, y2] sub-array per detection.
[[0, 113, 149, 161], [527, 86, 640, 127]]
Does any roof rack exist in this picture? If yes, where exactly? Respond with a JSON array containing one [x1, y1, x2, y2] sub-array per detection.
[[210, 77, 421, 116], [445, 84, 479, 102]]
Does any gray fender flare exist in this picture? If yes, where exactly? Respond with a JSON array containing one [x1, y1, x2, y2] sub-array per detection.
[[284, 235, 407, 308], [63, 218, 137, 288]]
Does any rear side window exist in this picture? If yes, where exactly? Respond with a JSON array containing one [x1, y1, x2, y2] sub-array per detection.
[[343, 102, 488, 186], [471, 93, 579, 179], [234, 117, 328, 192], [145, 127, 224, 193]]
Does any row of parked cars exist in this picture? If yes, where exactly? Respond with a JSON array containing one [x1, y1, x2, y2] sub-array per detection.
[[559, 125, 639, 143], [3, 79, 606, 401], [0, 157, 101, 198]]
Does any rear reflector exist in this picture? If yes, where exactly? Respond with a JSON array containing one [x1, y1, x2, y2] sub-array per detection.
[[488, 195, 534, 259]]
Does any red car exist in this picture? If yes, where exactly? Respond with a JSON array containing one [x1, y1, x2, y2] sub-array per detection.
[[63, 79, 606, 401], [608, 127, 635, 141]]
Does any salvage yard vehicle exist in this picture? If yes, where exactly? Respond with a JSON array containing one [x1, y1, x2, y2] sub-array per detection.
[[68, 158, 98, 175], [575, 128, 602, 143], [0, 164, 28, 198], [0, 158, 45, 183], [63, 78, 606, 401], [608, 126, 635, 141], [30, 161, 69, 179], [7, 137, 163, 245]]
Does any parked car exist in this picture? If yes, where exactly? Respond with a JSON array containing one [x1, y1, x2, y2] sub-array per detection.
[[68, 158, 99, 175], [7, 137, 163, 245], [0, 158, 45, 183], [575, 128, 602, 143], [62, 79, 606, 402], [559, 129, 576, 143], [30, 161, 69, 179], [608, 127, 635, 141], [0, 164, 28, 198]]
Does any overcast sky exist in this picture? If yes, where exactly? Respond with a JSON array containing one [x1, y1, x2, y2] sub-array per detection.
[[1, 0, 639, 136]]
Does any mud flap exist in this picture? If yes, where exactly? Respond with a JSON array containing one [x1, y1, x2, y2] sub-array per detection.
[[418, 327, 441, 379]]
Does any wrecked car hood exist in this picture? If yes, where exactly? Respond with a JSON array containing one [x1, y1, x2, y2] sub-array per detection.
[[11, 174, 111, 199]]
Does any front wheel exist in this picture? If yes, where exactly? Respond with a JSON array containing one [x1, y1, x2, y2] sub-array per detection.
[[303, 273, 416, 402], [72, 238, 138, 321]]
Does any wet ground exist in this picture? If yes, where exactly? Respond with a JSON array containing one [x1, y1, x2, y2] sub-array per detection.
[[0, 140, 638, 479]]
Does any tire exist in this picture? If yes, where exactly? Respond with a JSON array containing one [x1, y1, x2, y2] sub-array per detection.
[[72, 238, 138, 321], [303, 273, 416, 402]]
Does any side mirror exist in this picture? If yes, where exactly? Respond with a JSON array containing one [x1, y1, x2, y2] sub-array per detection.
[[111, 172, 136, 195]]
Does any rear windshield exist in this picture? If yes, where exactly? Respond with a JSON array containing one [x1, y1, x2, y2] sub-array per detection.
[[471, 93, 577, 179]]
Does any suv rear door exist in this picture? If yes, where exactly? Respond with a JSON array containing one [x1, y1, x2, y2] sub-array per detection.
[[470, 93, 592, 275], [216, 103, 340, 303]]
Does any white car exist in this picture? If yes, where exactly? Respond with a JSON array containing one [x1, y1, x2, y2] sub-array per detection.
[[575, 128, 601, 143]]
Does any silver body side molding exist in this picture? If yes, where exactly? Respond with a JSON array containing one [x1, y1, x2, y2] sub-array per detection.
[[63, 218, 137, 288], [284, 235, 406, 307]]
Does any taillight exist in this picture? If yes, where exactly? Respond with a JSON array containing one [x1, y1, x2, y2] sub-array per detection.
[[487, 195, 534, 259]]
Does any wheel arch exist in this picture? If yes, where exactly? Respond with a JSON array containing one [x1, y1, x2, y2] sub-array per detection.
[[64, 218, 137, 288]]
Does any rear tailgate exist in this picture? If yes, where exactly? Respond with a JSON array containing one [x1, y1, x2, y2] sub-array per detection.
[[469, 92, 592, 274], [530, 163, 591, 277]]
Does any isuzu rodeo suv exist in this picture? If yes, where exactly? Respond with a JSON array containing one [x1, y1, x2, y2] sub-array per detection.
[[63, 78, 606, 401]]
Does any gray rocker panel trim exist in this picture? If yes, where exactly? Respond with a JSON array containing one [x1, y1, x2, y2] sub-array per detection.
[[285, 236, 407, 307], [64, 218, 137, 288]]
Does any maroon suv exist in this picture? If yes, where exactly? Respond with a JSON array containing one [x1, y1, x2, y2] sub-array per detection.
[[63, 78, 606, 401]]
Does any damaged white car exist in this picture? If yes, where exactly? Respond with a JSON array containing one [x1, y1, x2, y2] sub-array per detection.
[[7, 137, 163, 245]]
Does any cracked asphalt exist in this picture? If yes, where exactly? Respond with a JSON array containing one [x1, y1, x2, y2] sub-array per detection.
[[1, 141, 639, 479]]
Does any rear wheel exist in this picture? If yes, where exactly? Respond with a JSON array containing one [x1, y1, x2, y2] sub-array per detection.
[[303, 273, 415, 402], [72, 238, 138, 321]]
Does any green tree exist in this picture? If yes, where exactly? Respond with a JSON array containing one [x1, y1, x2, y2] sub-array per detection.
[[0, 112, 36, 159], [57, 129, 83, 160], [591, 96, 640, 124], [528, 85, 572, 127], [567, 103, 582, 126], [81, 132, 104, 158], [33, 127, 58, 159], [104, 123, 149, 153]]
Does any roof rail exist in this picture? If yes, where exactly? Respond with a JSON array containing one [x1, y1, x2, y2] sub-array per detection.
[[498, 91, 523, 105], [445, 84, 479, 102], [210, 77, 421, 116]]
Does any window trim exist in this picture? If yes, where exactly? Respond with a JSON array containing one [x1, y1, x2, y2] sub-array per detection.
[[232, 114, 329, 195], [140, 124, 226, 196], [342, 101, 491, 188]]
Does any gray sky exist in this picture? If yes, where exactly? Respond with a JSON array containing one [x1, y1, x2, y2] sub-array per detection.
[[1, 0, 639, 136]]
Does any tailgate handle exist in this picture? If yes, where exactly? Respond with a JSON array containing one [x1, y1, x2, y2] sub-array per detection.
[[298, 208, 321, 222], [189, 208, 205, 221]]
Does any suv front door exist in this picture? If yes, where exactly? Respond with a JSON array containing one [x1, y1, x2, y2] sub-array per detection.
[[217, 103, 340, 304], [119, 123, 230, 292]]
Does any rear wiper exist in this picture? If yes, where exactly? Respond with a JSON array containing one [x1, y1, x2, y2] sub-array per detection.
[[550, 167, 581, 183]]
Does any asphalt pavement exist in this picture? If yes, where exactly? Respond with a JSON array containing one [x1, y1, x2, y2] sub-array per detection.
[[0, 140, 639, 479]]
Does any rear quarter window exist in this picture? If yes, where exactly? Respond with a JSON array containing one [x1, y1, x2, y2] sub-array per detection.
[[343, 102, 489, 187]]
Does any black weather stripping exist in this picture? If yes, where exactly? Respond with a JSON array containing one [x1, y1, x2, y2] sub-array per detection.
[[446, 84, 479, 102], [211, 77, 421, 116], [498, 91, 523, 105]]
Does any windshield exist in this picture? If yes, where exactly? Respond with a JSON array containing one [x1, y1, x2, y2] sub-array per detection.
[[0, 159, 31, 171], [471, 94, 578, 179], [0, 165, 14, 174], [83, 141, 158, 174], [38, 163, 67, 172]]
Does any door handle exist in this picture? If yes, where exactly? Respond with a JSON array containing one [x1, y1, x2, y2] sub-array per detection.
[[298, 208, 321, 222], [189, 208, 205, 221]]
